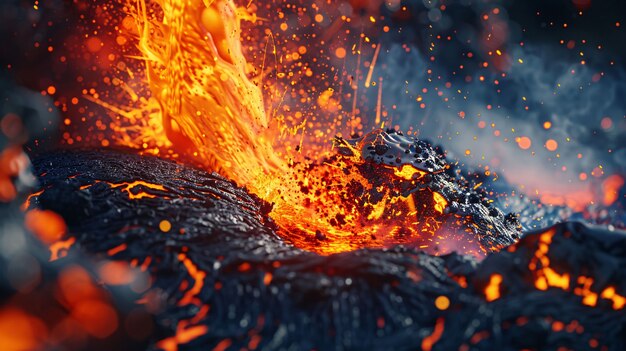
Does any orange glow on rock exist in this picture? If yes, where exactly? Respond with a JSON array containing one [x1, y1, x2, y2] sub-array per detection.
[[177, 253, 206, 306], [24, 209, 67, 245], [528, 228, 626, 310], [485, 274, 503, 302], [530, 229, 571, 291], [157, 324, 209, 351], [106, 243, 127, 256], [392, 164, 426, 180], [541, 267, 570, 290], [107, 180, 166, 200], [49, 237, 76, 261], [600, 286, 626, 310], [20, 189, 43, 211], [421, 317, 444, 351], [432, 192, 447, 214]]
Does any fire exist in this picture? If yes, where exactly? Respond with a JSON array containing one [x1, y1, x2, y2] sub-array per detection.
[[98, 0, 493, 255]]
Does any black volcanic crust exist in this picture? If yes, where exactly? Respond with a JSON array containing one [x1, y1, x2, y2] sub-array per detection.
[[336, 129, 522, 251], [31, 149, 626, 351]]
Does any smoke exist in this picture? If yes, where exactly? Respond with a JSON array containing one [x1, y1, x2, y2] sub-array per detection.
[[352, 3, 626, 209]]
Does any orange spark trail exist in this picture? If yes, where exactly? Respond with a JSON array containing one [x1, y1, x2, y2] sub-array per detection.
[[365, 43, 381, 88]]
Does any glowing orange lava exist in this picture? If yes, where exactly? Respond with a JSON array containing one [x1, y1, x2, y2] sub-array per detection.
[[527, 229, 626, 310], [102, 0, 473, 255], [484, 274, 502, 302]]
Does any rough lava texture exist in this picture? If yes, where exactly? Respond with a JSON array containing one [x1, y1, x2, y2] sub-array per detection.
[[28, 149, 626, 351], [335, 129, 522, 252]]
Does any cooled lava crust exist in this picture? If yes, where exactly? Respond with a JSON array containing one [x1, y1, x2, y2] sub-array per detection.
[[28, 149, 626, 351], [334, 129, 522, 252]]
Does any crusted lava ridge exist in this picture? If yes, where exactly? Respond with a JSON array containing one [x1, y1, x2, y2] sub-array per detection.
[[335, 129, 522, 252]]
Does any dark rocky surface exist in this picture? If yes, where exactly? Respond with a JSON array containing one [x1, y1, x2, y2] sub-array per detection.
[[336, 129, 522, 252], [26, 149, 626, 351]]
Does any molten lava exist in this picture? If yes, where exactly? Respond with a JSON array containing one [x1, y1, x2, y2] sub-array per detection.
[[106, 0, 516, 255]]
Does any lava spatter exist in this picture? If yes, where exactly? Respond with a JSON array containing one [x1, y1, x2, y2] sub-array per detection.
[[102, 0, 520, 256], [327, 128, 521, 256]]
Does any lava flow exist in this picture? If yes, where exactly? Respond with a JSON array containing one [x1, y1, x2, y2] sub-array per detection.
[[100, 0, 519, 256]]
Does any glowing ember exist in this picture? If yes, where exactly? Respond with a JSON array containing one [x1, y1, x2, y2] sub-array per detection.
[[484, 274, 503, 302], [527, 228, 626, 310]]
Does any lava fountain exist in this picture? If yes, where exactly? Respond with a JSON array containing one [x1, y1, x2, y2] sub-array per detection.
[[102, 0, 520, 255]]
